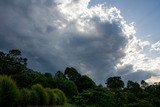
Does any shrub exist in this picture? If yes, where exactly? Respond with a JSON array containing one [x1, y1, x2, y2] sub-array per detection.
[[0, 75, 19, 107], [31, 84, 49, 105], [29, 90, 38, 105], [53, 89, 66, 105], [74, 89, 114, 107], [20, 88, 31, 106], [54, 79, 78, 98], [45, 88, 57, 105]]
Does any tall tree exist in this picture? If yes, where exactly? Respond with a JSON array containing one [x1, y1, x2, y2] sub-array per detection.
[[0, 49, 27, 75], [7, 49, 27, 66], [127, 80, 142, 95], [64, 67, 81, 82], [53, 79, 78, 98], [141, 80, 149, 89], [76, 75, 96, 92], [54, 71, 66, 79], [105, 76, 124, 90]]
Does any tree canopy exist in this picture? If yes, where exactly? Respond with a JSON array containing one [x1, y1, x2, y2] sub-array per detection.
[[1, 49, 160, 107], [105, 76, 124, 90]]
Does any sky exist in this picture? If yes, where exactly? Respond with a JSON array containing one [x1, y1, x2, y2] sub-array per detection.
[[90, 0, 160, 42], [0, 0, 160, 84]]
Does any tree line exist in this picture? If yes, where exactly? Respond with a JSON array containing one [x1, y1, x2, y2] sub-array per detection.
[[0, 49, 160, 107]]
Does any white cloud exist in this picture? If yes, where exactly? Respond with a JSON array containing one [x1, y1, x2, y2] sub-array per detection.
[[146, 76, 160, 84], [119, 34, 160, 83], [151, 41, 160, 52]]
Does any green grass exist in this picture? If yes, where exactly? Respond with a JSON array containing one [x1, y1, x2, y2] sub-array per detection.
[[25, 103, 79, 107], [23, 103, 96, 107], [55, 103, 95, 107], [55, 103, 79, 107]]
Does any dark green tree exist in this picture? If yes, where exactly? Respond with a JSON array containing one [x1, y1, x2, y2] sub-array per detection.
[[54, 71, 66, 79], [76, 75, 96, 92], [125, 92, 137, 104], [74, 89, 114, 106], [64, 67, 81, 82], [7, 49, 27, 66], [44, 73, 53, 79], [124, 99, 153, 107], [53, 79, 78, 98], [141, 80, 149, 89], [114, 91, 126, 107], [105, 76, 124, 90], [13, 71, 34, 88], [127, 80, 142, 94], [0, 49, 27, 75]]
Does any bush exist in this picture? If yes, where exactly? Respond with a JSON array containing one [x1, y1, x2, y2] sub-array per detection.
[[20, 88, 31, 106], [53, 89, 66, 105], [45, 88, 57, 105], [54, 79, 78, 98], [123, 100, 154, 107], [29, 90, 38, 105], [31, 84, 49, 105], [0, 75, 19, 107], [74, 89, 114, 107]]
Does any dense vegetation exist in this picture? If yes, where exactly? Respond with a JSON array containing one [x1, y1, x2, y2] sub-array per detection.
[[0, 49, 160, 107]]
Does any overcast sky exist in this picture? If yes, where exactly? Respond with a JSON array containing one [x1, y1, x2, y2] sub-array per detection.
[[0, 0, 160, 84]]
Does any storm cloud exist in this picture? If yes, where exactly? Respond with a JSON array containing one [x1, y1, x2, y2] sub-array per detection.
[[0, 0, 160, 84]]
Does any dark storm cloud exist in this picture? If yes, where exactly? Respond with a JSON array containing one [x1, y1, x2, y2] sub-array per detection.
[[122, 70, 152, 84], [0, 0, 59, 71]]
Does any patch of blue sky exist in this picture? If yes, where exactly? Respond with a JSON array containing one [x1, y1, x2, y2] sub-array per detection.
[[90, 0, 160, 42]]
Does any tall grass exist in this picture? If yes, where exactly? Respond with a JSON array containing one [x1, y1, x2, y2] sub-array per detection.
[[45, 88, 57, 105], [53, 89, 66, 105], [0, 75, 19, 107], [31, 84, 49, 105], [20, 88, 31, 106], [0, 76, 67, 106], [29, 90, 38, 105]]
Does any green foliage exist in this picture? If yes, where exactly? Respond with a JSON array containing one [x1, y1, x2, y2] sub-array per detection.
[[124, 92, 137, 104], [64, 67, 81, 82], [127, 80, 142, 95], [0, 49, 27, 75], [44, 73, 52, 79], [76, 75, 96, 92], [1, 49, 160, 107], [55, 71, 66, 79], [53, 89, 66, 105], [29, 90, 38, 105], [45, 88, 57, 105], [74, 90, 92, 105], [8, 49, 27, 66], [20, 88, 31, 106], [92, 90, 114, 107], [13, 71, 34, 88], [31, 84, 49, 105], [114, 91, 126, 107], [0, 75, 19, 107], [106, 76, 124, 90], [123, 100, 153, 107], [54, 78, 78, 98], [74, 89, 114, 107], [141, 80, 149, 89]]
